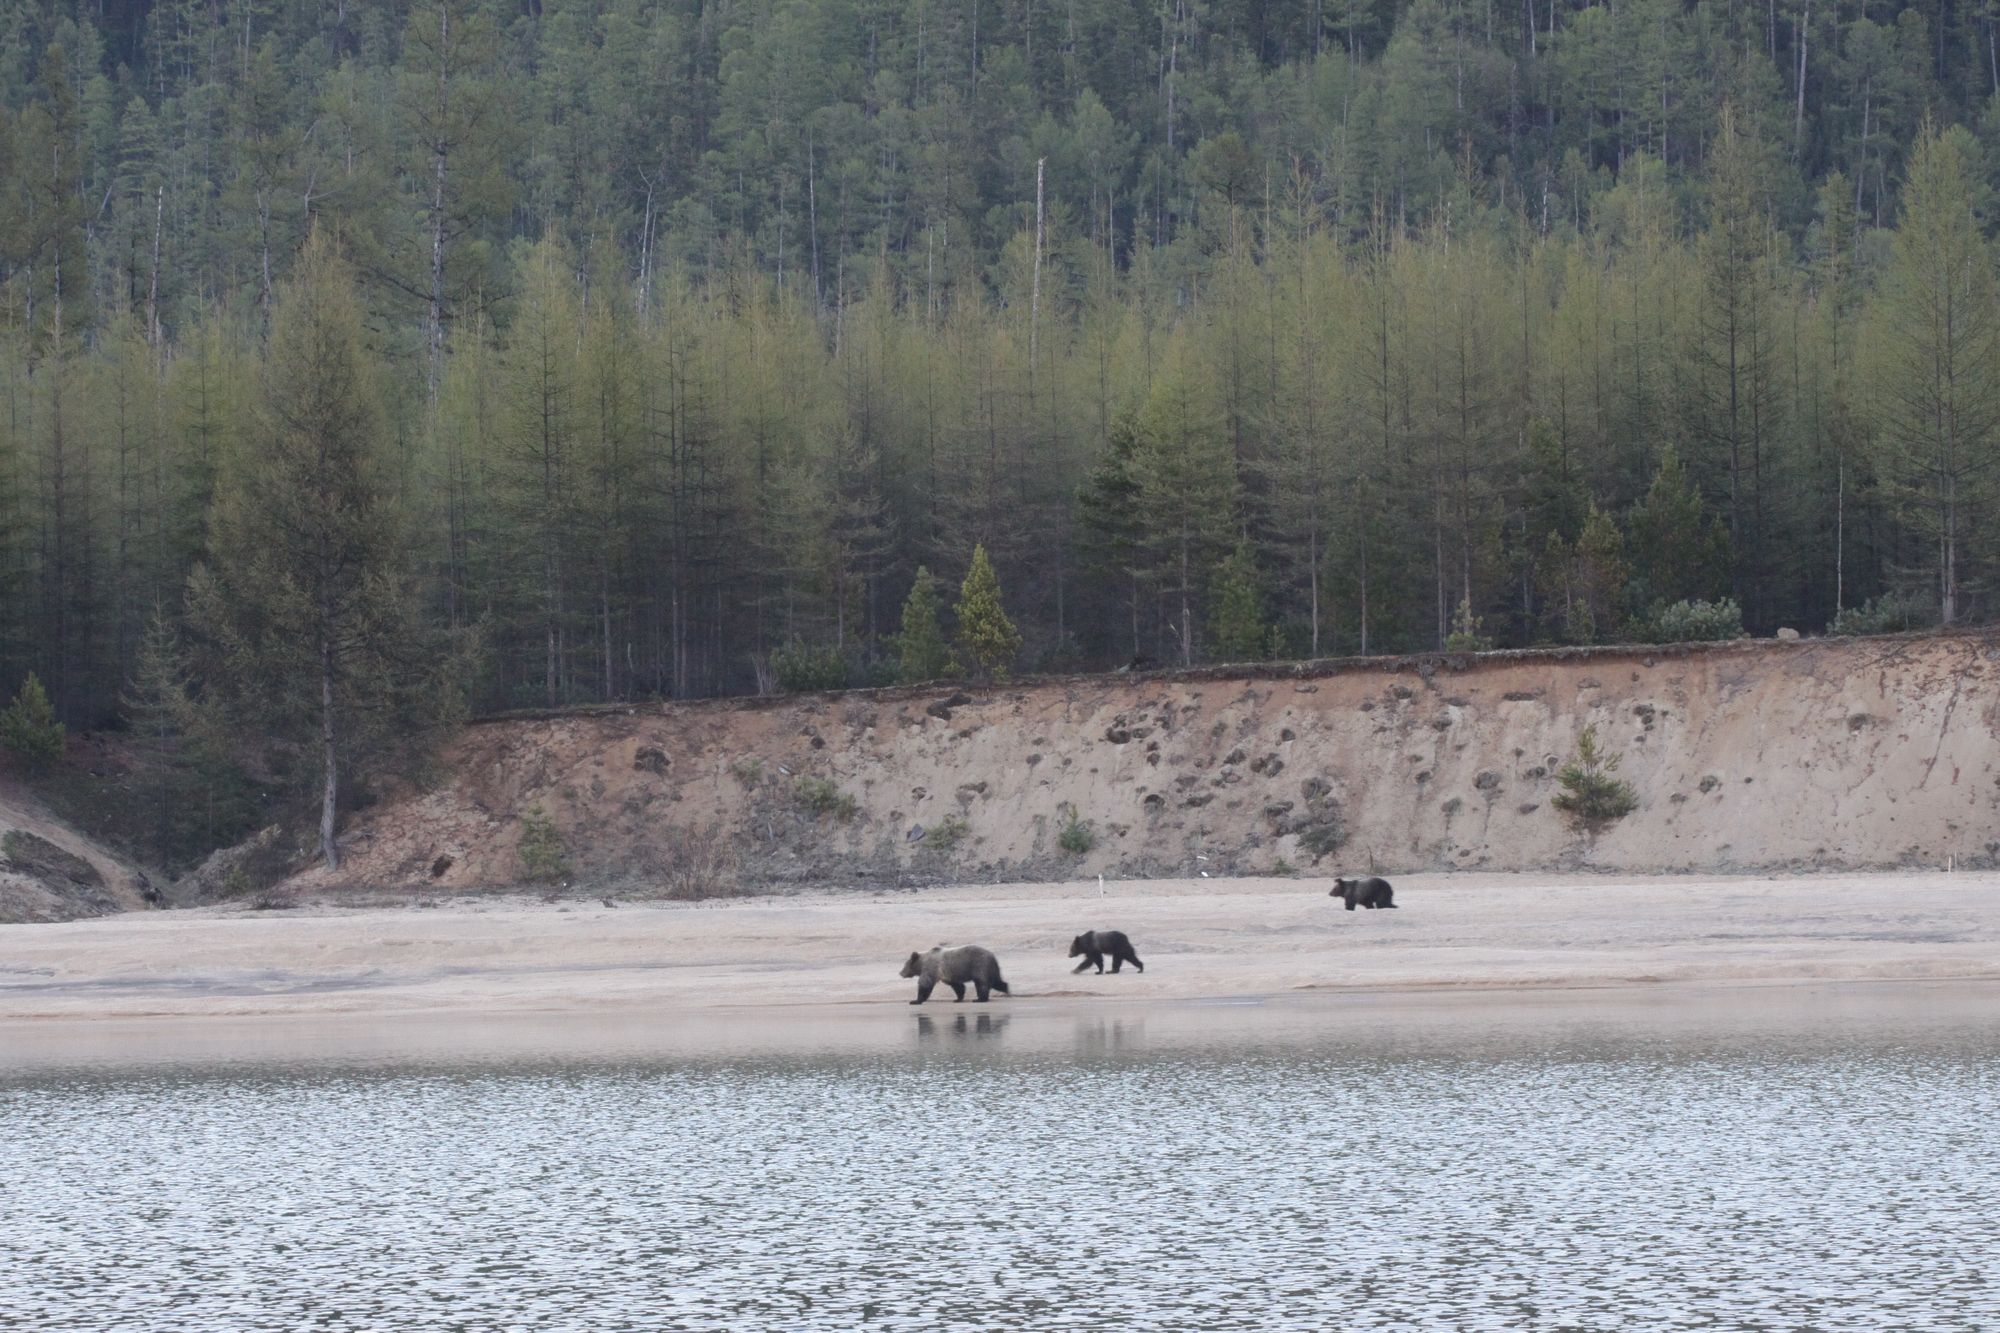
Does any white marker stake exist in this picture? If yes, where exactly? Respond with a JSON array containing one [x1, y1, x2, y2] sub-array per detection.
[[1098, 874, 1105, 898]]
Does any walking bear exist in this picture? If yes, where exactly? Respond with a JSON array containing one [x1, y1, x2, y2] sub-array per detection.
[[1068, 930, 1145, 974], [900, 945, 1010, 1004], [1330, 876, 1397, 910]]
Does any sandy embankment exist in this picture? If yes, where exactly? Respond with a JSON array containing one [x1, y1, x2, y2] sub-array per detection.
[[2, 872, 1997, 1023]]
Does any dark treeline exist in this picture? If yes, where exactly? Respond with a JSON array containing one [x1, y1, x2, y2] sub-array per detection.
[[2, 0, 1998, 752]]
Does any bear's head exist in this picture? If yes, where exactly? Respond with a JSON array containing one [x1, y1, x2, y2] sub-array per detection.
[[1329, 878, 1353, 898], [899, 951, 925, 978], [1067, 933, 1091, 957]]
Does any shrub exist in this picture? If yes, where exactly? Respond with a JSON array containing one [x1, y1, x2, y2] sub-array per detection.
[[1828, 591, 1935, 637], [0, 673, 65, 772], [1643, 597, 1743, 643], [794, 775, 857, 822], [771, 642, 849, 693], [1297, 820, 1344, 861], [657, 823, 741, 900], [924, 813, 970, 850], [1551, 725, 1639, 831], [518, 804, 570, 882], [1057, 807, 1097, 855], [728, 756, 764, 789], [1444, 597, 1493, 652]]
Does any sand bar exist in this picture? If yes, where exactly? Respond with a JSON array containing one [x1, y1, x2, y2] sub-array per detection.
[[2, 873, 1997, 1026]]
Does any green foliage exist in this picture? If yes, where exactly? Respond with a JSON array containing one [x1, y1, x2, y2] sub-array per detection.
[[7, 2, 2000, 749], [1056, 808, 1097, 856], [1208, 540, 1267, 661], [771, 642, 849, 693], [1644, 599, 1745, 643], [114, 614, 262, 870], [955, 546, 1021, 682], [923, 813, 969, 850], [894, 567, 951, 684], [1444, 598, 1493, 653], [794, 775, 857, 823], [517, 805, 569, 883], [728, 757, 764, 788], [1539, 505, 1630, 645], [1626, 446, 1728, 612], [1551, 725, 1640, 831], [1828, 593, 1936, 637], [0, 674, 64, 771], [1297, 821, 1345, 861]]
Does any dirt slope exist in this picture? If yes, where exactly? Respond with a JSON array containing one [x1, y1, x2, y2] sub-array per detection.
[[0, 775, 155, 922], [295, 631, 2000, 894]]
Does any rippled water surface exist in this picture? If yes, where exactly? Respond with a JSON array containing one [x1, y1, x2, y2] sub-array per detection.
[[4, 987, 1998, 1331]]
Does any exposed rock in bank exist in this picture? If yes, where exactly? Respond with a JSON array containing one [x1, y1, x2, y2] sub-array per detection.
[[285, 631, 2000, 895]]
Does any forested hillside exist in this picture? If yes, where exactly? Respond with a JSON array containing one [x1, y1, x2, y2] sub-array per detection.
[[2, 0, 1999, 860]]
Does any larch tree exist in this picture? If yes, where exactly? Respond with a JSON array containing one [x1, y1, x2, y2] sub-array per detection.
[[195, 230, 408, 869], [1866, 122, 2000, 626]]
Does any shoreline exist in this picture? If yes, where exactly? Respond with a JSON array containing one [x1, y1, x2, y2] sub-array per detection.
[[4, 872, 1999, 1025]]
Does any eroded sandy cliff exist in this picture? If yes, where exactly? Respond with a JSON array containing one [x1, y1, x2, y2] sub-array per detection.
[[296, 631, 2000, 892]]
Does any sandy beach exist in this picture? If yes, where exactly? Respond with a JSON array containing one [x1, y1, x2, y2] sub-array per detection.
[[2, 871, 1997, 1024]]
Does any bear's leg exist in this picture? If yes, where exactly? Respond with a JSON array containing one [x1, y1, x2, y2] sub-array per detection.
[[1110, 957, 1123, 972], [912, 977, 936, 1005], [974, 980, 991, 1001], [1073, 957, 1095, 974], [948, 980, 967, 1002], [1130, 951, 1144, 973]]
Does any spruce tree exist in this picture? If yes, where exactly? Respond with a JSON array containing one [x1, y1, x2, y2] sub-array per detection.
[[955, 545, 1021, 681], [1208, 540, 1267, 661], [895, 566, 950, 683], [1628, 445, 1727, 610], [0, 673, 64, 772]]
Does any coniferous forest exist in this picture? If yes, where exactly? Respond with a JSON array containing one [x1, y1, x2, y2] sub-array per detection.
[[5, 0, 2000, 861]]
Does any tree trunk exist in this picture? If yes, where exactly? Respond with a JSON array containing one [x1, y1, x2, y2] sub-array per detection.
[[321, 635, 340, 869]]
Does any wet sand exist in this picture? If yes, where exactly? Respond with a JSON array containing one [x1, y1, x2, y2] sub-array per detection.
[[2, 872, 1997, 1025]]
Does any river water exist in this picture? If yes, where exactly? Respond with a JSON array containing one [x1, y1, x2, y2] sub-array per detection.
[[3, 985, 1997, 1331]]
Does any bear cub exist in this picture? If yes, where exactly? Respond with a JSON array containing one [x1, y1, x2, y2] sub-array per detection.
[[1330, 876, 1397, 910], [1068, 929, 1144, 974], [900, 945, 1010, 1004]]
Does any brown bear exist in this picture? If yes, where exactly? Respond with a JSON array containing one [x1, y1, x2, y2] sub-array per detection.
[[1330, 876, 1397, 910], [900, 945, 1010, 1004], [1068, 930, 1144, 974]]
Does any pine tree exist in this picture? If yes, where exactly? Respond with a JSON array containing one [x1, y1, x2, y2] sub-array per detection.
[[895, 566, 950, 683], [955, 544, 1021, 681]]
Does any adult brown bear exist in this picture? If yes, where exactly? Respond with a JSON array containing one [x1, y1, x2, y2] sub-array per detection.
[[899, 945, 1010, 1004], [1330, 876, 1397, 910]]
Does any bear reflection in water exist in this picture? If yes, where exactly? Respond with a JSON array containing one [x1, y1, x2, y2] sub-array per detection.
[[916, 1012, 1010, 1040]]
